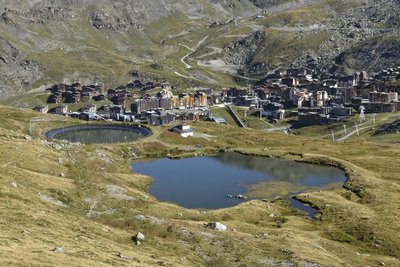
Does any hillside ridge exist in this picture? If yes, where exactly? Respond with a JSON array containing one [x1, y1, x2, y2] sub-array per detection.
[[0, 0, 399, 96]]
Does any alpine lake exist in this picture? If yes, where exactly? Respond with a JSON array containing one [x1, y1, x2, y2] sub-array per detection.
[[132, 152, 347, 216]]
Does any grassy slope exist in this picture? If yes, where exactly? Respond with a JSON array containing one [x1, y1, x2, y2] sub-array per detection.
[[231, 106, 276, 130], [209, 106, 239, 126], [0, 0, 354, 93], [0, 105, 400, 266], [15, 8, 243, 90], [292, 112, 400, 138], [3, 0, 386, 95]]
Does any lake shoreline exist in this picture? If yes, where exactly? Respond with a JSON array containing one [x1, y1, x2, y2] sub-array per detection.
[[131, 151, 348, 216]]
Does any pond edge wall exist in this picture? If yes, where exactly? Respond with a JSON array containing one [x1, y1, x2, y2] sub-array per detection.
[[45, 124, 152, 141]]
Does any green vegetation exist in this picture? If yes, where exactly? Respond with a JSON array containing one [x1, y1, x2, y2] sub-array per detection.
[[0, 91, 115, 112], [259, 3, 331, 27], [231, 106, 277, 130], [209, 106, 238, 126], [0, 1, 400, 264], [257, 29, 331, 66], [292, 112, 400, 139], [1, 105, 399, 266]]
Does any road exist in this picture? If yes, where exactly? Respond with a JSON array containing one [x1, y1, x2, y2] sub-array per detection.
[[323, 113, 399, 141], [146, 124, 208, 151], [336, 125, 372, 141], [227, 105, 246, 128], [319, 121, 370, 139], [160, 30, 189, 45], [167, 66, 201, 81], [263, 126, 290, 132], [193, 47, 222, 60], [178, 36, 209, 70], [29, 116, 70, 135]]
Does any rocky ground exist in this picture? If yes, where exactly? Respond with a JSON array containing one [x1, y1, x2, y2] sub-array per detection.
[[0, 0, 399, 95], [224, 0, 400, 77], [374, 119, 400, 135], [1, 105, 400, 266]]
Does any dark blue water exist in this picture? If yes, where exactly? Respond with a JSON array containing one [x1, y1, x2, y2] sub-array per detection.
[[289, 198, 318, 217], [47, 125, 151, 144], [131, 152, 347, 209], [54, 128, 142, 143]]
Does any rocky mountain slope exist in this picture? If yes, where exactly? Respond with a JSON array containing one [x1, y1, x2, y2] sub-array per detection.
[[0, 0, 399, 96]]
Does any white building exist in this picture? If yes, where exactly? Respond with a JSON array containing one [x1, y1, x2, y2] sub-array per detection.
[[172, 124, 194, 138], [316, 91, 328, 107]]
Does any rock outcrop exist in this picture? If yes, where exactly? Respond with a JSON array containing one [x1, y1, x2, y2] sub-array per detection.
[[0, 0, 399, 96]]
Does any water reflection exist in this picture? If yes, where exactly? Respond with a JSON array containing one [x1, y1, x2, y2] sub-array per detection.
[[215, 152, 343, 186], [46, 124, 151, 144], [132, 152, 347, 209], [55, 129, 142, 144]]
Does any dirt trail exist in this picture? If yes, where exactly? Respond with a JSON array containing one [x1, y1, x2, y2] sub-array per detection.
[[168, 36, 211, 80], [193, 46, 222, 59], [179, 35, 209, 69]]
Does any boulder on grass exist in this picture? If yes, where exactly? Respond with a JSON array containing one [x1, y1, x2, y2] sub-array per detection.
[[205, 222, 227, 231]]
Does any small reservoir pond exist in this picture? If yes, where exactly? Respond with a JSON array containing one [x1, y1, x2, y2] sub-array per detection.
[[132, 152, 347, 210], [46, 124, 151, 144]]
